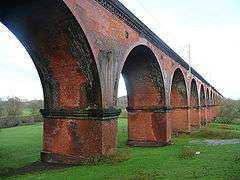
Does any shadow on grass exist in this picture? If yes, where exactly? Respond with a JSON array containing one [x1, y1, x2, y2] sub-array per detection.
[[0, 162, 73, 178], [0, 150, 132, 178]]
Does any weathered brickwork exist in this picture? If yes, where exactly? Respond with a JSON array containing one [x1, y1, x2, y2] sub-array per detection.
[[0, 0, 223, 164]]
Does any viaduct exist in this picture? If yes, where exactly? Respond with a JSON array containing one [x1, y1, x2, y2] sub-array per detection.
[[0, 0, 224, 164]]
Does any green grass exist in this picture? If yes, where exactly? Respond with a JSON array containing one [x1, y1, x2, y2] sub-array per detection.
[[1, 119, 240, 179], [21, 108, 32, 116], [0, 123, 42, 169], [191, 125, 240, 139]]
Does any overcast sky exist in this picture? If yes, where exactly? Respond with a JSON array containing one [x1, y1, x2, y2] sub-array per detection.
[[0, 0, 240, 100]]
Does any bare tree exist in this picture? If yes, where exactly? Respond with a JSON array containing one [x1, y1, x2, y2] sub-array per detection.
[[5, 97, 22, 117]]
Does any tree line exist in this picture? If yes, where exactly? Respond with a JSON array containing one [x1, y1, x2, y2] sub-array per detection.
[[0, 97, 43, 128]]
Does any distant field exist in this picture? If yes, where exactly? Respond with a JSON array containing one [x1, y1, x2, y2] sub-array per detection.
[[21, 108, 33, 116], [1, 119, 240, 179]]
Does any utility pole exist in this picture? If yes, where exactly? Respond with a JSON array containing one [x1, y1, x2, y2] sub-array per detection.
[[187, 43, 192, 78]]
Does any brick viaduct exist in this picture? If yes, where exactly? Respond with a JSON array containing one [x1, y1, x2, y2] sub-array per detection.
[[0, 0, 224, 164]]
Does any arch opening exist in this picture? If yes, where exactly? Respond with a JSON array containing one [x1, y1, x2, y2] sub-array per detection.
[[210, 91, 213, 105], [199, 85, 207, 124], [206, 88, 212, 122], [206, 89, 210, 106], [170, 68, 189, 132], [120, 45, 169, 146], [170, 69, 188, 108], [122, 46, 165, 108], [189, 79, 200, 128], [190, 79, 198, 107], [200, 85, 206, 107]]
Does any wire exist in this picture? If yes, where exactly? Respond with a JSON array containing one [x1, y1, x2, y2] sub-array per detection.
[[135, 0, 190, 59]]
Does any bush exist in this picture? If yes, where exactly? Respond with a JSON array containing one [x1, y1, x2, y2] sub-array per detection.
[[84, 150, 132, 165], [214, 117, 234, 124], [179, 147, 197, 159], [0, 116, 20, 128], [0, 115, 43, 128], [233, 153, 240, 162], [216, 99, 240, 125]]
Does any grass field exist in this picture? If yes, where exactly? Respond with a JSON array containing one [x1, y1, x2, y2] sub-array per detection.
[[1, 118, 240, 179]]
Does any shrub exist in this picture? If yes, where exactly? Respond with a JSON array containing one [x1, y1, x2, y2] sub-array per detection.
[[216, 99, 240, 125], [84, 150, 132, 165], [214, 117, 232, 124], [0, 116, 20, 128], [179, 147, 197, 159], [233, 153, 240, 162], [0, 115, 43, 128]]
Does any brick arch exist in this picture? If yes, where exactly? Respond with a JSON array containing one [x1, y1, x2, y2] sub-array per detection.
[[121, 45, 169, 146], [199, 84, 207, 124], [117, 41, 167, 105], [170, 68, 188, 108], [206, 88, 210, 105], [0, 1, 102, 109], [170, 68, 189, 133], [0, 1, 108, 164], [122, 45, 166, 108], [190, 79, 199, 107], [206, 88, 212, 122]]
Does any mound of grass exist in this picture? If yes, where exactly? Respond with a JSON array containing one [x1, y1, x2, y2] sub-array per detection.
[[191, 128, 240, 139], [178, 147, 198, 159], [210, 123, 240, 131], [83, 150, 132, 166]]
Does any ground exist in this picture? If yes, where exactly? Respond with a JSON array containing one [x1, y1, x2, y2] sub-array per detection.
[[0, 118, 240, 179]]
